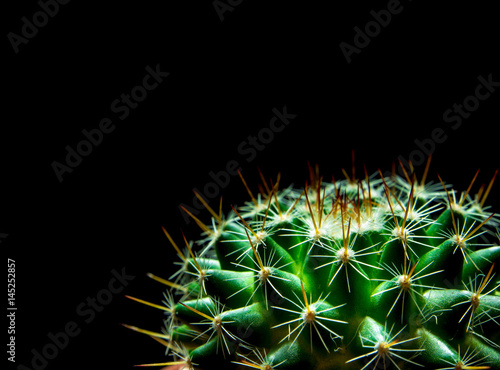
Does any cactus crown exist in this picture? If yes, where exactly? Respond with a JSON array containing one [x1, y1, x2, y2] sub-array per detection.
[[126, 159, 500, 369]]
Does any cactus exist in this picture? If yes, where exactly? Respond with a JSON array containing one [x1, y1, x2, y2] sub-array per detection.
[[125, 159, 500, 369]]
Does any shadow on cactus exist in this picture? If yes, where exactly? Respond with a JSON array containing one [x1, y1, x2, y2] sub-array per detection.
[[125, 157, 500, 369]]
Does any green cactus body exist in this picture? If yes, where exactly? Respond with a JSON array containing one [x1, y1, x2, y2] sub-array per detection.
[[127, 164, 500, 369]]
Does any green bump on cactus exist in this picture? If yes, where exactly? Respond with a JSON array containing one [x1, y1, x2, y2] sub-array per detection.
[[126, 160, 500, 369]]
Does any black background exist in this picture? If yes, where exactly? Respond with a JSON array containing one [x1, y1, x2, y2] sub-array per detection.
[[3, 1, 499, 369]]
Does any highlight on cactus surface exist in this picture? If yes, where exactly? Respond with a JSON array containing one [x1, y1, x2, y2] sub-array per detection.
[[124, 156, 500, 369]]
